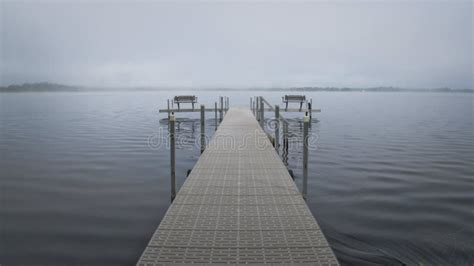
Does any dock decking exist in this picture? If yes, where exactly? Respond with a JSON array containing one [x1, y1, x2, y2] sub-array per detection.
[[137, 108, 338, 265]]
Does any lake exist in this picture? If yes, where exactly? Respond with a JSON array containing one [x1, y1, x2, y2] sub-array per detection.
[[0, 91, 473, 265]]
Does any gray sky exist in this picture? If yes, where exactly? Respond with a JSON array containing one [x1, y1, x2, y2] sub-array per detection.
[[1, 0, 472, 89]]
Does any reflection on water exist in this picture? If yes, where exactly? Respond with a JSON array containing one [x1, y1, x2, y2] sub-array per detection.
[[0, 91, 473, 265]]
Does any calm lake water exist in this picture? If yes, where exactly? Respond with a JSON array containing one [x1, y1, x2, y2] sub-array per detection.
[[1, 91, 473, 265]]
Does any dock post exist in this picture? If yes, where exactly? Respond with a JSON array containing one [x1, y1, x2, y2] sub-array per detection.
[[250, 97, 253, 113], [214, 102, 218, 130], [254, 96, 257, 116], [224, 97, 227, 114], [219, 97, 223, 122], [167, 99, 170, 120], [255, 97, 259, 120], [283, 122, 288, 156], [303, 113, 309, 200], [169, 113, 176, 201], [259, 96, 264, 128], [254, 97, 257, 118], [283, 121, 289, 166], [309, 98, 312, 120], [200, 105, 205, 154], [275, 105, 280, 154]]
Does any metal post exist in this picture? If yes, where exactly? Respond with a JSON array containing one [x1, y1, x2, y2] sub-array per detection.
[[200, 105, 205, 154], [214, 102, 218, 130], [282, 121, 289, 166], [225, 97, 228, 113], [255, 97, 258, 119], [250, 97, 253, 112], [309, 98, 312, 120], [169, 113, 176, 201], [303, 113, 309, 200], [254, 96, 257, 116], [219, 96, 223, 122], [256, 97, 259, 120], [259, 96, 264, 128], [284, 122, 288, 155], [275, 105, 280, 154], [167, 99, 170, 120]]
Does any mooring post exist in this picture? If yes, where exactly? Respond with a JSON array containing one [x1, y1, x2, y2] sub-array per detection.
[[303, 113, 309, 200], [275, 105, 280, 154], [200, 105, 205, 154], [219, 96, 223, 122], [214, 102, 218, 130], [169, 113, 176, 201], [259, 96, 264, 128], [309, 98, 313, 120]]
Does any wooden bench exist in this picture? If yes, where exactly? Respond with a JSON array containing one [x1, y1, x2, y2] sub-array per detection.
[[174, 95, 197, 110], [282, 95, 306, 110]]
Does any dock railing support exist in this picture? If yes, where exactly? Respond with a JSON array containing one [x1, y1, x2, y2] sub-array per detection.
[[303, 113, 309, 200], [283, 121, 289, 166], [224, 97, 227, 114], [214, 102, 218, 130], [275, 105, 280, 154], [169, 113, 176, 201], [257, 97, 260, 121], [254, 96, 257, 117], [200, 105, 205, 154], [167, 99, 171, 120], [250, 97, 253, 114], [255, 97, 258, 120], [259, 96, 264, 128], [219, 97, 223, 122]]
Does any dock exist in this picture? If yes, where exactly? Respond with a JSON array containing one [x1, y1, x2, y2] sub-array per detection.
[[137, 108, 338, 265]]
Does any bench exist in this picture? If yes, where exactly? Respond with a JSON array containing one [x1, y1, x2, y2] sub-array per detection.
[[282, 95, 306, 110], [174, 95, 197, 110]]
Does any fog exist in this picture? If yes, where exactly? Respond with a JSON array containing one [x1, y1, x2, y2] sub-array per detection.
[[1, 1, 472, 89]]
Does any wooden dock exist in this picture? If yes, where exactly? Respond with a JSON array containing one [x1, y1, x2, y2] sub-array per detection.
[[137, 108, 338, 265]]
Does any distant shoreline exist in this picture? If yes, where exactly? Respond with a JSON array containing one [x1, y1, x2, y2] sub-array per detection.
[[1, 82, 472, 93]]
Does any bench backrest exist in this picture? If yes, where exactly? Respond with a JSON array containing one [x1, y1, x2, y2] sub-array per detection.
[[284, 95, 306, 102], [174, 95, 197, 103]]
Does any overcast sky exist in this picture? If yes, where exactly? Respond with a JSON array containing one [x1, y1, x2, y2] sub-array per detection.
[[1, 1, 472, 89]]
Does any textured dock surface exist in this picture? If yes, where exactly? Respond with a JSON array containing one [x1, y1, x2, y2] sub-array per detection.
[[138, 108, 338, 265]]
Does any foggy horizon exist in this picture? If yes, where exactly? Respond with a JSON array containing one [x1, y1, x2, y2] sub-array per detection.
[[1, 1, 473, 89]]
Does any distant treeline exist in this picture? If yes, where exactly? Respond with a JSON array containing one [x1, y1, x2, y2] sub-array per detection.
[[1, 82, 472, 93], [0, 82, 83, 92], [207, 87, 474, 93]]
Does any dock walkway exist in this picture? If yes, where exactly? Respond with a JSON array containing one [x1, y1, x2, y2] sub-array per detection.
[[138, 108, 338, 265]]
